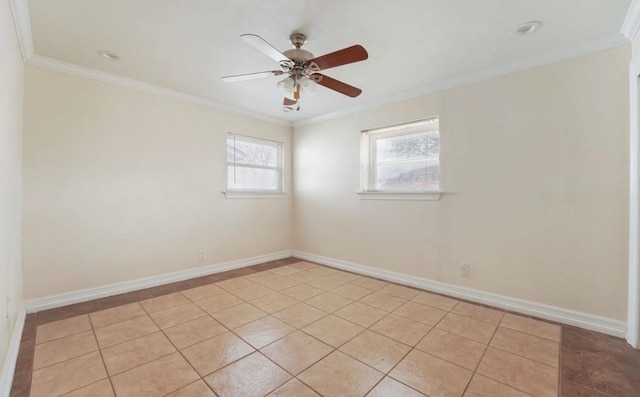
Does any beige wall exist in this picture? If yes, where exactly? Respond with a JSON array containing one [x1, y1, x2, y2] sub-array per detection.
[[23, 66, 292, 299], [0, 0, 24, 373], [293, 45, 630, 320]]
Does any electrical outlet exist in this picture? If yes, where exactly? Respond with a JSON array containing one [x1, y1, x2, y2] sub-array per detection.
[[460, 264, 470, 277], [199, 250, 205, 260]]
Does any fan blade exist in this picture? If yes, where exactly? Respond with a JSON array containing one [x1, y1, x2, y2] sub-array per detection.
[[309, 45, 368, 71], [221, 70, 283, 82], [315, 74, 362, 97], [283, 98, 297, 106], [240, 34, 291, 63]]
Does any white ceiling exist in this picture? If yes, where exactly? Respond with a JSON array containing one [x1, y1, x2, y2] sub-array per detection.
[[24, 0, 633, 123]]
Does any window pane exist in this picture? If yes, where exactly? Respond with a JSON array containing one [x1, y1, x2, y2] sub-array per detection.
[[227, 166, 280, 190], [227, 137, 279, 167], [375, 131, 439, 163], [374, 160, 439, 190]]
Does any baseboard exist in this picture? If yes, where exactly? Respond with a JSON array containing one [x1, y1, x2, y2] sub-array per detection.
[[26, 250, 292, 313], [0, 307, 26, 397], [293, 251, 627, 338]]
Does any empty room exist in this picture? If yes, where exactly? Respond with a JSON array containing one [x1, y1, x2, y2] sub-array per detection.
[[2, 0, 640, 396]]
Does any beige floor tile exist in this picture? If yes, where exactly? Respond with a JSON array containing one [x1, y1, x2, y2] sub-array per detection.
[[273, 302, 327, 328], [281, 284, 325, 300], [164, 316, 228, 349], [329, 271, 363, 282], [258, 275, 300, 290], [351, 277, 389, 290], [491, 327, 559, 367], [94, 315, 159, 348], [411, 292, 459, 311], [30, 351, 107, 397], [335, 301, 387, 328], [250, 292, 299, 314], [302, 315, 365, 348], [267, 378, 320, 396], [307, 266, 339, 276], [205, 352, 291, 397], [463, 374, 530, 397], [299, 351, 383, 397], [33, 330, 98, 370], [435, 313, 497, 344], [140, 293, 190, 314], [261, 331, 333, 374], [331, 284, 374, 300], [367, 377, 426, 397], [211, 302, 267, 329], [304, 292, 353, 313], [111, 352, 199, 397], [370, 314, 432, 347], [234, 316, 295, 349], [389, 349, 472, 397], [289, 261, 320, 271], [246, 270, 280, 283], [415, 329, 486, 371], [181, 284, 224, 301], [500, 313, 562, 342], [379, 284, 421, 299], [35, 315, 92, 344], [269, 265, 302, 276], [451, 302, 505, 325], [216, 277, 257, 291], [149, 302, 207, 329], [230, 284, 275, 301], [477, 347, 558, 397], [166, 380, 215, 397], [181, 331, 254, 376], [393, 301, 448, 326], [359, 292, 407, 312], [285, 270, 323, 283], [340, 330, 411, 373], [101, 331, 176, 375], [89, 303, 147, 328], [195, 292, 243, 314], [307, 276, 348, 291], [60, 379, 115, 397]]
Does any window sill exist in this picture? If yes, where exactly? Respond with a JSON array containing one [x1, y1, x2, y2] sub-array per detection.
[[356, 191, 441, 201], [222, 191, 286, 199]]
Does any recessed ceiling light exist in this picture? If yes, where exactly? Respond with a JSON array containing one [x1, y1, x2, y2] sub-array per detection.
[[516, 21, 542, 35], [97, 50, 119, 60]]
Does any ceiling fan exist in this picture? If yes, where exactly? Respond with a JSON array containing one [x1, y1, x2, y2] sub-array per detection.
[[222, 33, 368, 111]]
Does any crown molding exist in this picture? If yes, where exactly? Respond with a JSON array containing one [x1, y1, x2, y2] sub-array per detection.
[[293, 34, 629, 128], [622, 0, 640, 40], [26, 55, 291, 127], [9, 0, 633, 129], [8, 0, 33, 61]]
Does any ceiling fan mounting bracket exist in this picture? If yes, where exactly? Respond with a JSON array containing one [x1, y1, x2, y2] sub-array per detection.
[[289, 33, 307, 49]]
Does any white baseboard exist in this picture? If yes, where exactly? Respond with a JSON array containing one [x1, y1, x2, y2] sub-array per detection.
[[26, 250, 292, 313], [0, 308, 26, 397], [293, 251, 627, 338]]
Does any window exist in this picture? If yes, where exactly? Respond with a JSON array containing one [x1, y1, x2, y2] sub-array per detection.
[[226, 134, 283, 195], [360, 118, 440, 199]]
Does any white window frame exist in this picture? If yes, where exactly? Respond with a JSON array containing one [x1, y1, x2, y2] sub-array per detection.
[[224, 134, 285, 199], [359, 117, 441, 201]]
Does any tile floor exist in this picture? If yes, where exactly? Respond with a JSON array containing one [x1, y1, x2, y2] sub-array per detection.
[[10, 258, 640, 396]]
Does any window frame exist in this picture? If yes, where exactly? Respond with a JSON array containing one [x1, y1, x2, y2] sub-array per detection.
[[224, 133, 285, 198], [359, 117, 441, 201]]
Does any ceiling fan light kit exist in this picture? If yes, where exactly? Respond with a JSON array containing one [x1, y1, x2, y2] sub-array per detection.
[[222, 33, 368, 112]]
